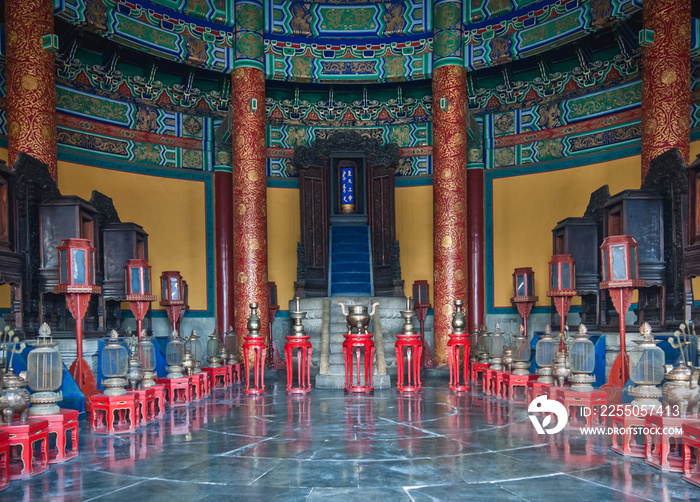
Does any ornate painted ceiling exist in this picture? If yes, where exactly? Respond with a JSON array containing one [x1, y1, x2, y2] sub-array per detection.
[[1, 1, 698, 177]]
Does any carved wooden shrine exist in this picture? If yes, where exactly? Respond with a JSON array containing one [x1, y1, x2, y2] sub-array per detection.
[[293, 131, 403, 297]]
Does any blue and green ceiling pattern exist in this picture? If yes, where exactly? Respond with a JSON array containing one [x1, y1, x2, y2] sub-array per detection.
[[54, 0, 642, 82], [0, 1, 696, 177]]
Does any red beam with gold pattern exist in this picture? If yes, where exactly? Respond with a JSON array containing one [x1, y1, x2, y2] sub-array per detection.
[[432, 64, 468, 366], [641, 0, 691, 180], [232, 66, 268, 357], [5, 0, 57, 179]]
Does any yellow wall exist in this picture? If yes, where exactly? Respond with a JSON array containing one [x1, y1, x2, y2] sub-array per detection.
[[0, 284, 10, 309], [396, 184, 434, 303], [267, 186, 301, 309], [492, 155, 640, 308], [57, 161, 208, 311]]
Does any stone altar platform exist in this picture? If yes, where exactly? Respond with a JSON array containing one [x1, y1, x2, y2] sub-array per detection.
[[273, 297, 432, 390]]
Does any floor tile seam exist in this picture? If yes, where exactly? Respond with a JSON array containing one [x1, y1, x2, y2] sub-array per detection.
[[376, 416, 446, 437], [83, 466, 180, 481], [81, 479, 149, 502], [475, 471, 566, 485], [215, 435, 281, 456], [194, 427, 276, 438], [246, 464, 282, 486], [561, 472, 658, 501], [490, 443, 552, 455], [488, 480, 536, 502], [150, 477, 230, 486]]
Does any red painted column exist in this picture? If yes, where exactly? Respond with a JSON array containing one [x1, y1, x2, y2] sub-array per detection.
[[5, 0, 57, 179], [641, 0, 690, 180], [467, 166, 485, 331], [232, 67, 268, 357], [215, 168, 234, 335], [432, 65, 468, 366]]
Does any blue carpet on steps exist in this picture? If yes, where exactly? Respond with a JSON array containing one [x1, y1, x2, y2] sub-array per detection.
[[329, 225, 372, 296]]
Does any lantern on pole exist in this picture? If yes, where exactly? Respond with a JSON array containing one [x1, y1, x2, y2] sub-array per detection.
[[599, 235, 645, 397], [125, 259, 157, 338], [511, 267, 538, 338], [546, 254, 576, 334], [159, 271, 185, 334], [54, 238, 101, 408]]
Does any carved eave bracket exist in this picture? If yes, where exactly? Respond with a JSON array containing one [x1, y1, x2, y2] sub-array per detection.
[[292, 131, 399, 169]]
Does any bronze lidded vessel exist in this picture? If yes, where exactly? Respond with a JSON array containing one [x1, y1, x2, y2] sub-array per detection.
[[0, 370, 30, 425], [338, 301, 379, 335]]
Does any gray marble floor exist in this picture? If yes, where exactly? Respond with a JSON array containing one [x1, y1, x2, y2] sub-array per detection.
[[3, 373, 698, 501]]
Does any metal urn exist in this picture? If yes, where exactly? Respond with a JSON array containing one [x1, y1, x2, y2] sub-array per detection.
[[224, 326, 239, 364], [568, 324, 595, 392], [339, 302, 379, 334], [552, 351, 570, 387], [629, 322, 664, 411], [27, 323, 63, 416], [137, 331, 158, 388], [102, 330, 129, 396], [290, 297, 308, 338], [247, 303, 263, 337], [469, 326, 480, 362], [477, 325, 491, 364], [206, 329, 223, 368], [165, 330, 185, 379], [451, 300, 466, 334], [510, 325, 531, 375], [661, 364, 700, 418], [535, 325, 556, 384], [182, 347, 195, 376], [502, 346, 513, 373], [0, 370, 30, 425], [487, 323, 505, 370], [127, 350, 144, 390], [186, 330, 203, 372]]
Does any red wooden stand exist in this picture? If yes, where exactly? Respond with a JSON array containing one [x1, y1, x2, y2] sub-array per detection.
[[550, 387, 607, 428], [491, 371, 507, 397], [43, 409, 79, 463], [188, 374, 200, 401], [193, 372, 210, 399], [469, 361, 489, 385], [610, 411, 647, 458], [343, 333, 375, 393], [0, 431, 8, 491], [203, 366, 228, 389], [243, 336, 266, 395], [396, 331, 423, 392], [202, 372, 212, 396], [645, 415, 693, 472], [151, 385, 165, 418], [128, 388, 156, 425], [284, 335, 313, 394], [484, 368, 503, 395], [446, 333, 468, 392], [161, 377, 191, 406], [226, 363, 242, 385], [91, 394, 139, 434], [682, 422, 700, 487], [503, 374, 536, 402], [0, 418, 49, 479], [526, 380, 552, 403]]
